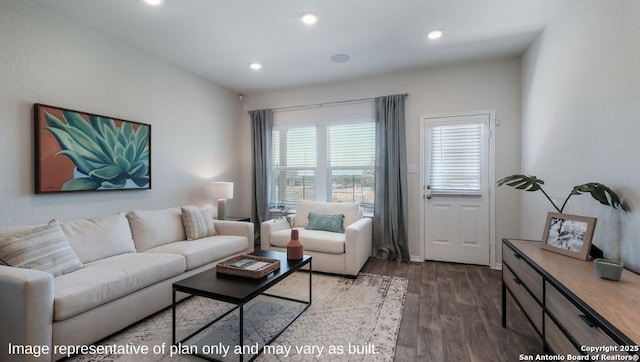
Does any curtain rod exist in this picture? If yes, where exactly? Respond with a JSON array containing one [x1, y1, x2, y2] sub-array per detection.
[[250, 93, 409, 113]]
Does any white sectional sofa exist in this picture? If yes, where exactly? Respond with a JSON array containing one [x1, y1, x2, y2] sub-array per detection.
[[260, 200, 372, 277], [0, 206, 253, 362]]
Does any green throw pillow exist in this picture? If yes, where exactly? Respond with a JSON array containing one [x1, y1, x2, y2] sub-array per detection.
[[306, 212, 345, 233]]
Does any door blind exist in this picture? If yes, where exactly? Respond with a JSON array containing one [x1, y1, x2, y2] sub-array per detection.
[[429, 123, 482, 193]]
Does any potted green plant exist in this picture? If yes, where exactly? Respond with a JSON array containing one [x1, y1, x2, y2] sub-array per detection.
[[497, 175, 627, 213], [498, 175, 627, 260]]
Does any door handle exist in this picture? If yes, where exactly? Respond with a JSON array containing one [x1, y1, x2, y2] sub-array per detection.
[[579, 314, 597, 328], [425, 185, 432, 199]]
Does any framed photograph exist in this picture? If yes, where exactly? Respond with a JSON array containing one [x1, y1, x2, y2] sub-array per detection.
[[541, 212, 597, 260], [34, 104, 151, 193]]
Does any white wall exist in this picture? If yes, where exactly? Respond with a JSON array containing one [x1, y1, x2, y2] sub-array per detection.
[[241, 58, 522, 265], [0, 0, 241, 226], [521, 1, 640, 270]]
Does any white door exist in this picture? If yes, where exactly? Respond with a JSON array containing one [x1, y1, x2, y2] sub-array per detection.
[[423, 113, 491, 265]]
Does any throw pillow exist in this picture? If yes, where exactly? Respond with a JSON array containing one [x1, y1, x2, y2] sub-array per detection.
[[181, 206, 216, 240], [0, 221, 83, 277], [127, 207, 186, 251], [306, 212, 345, 233], [60, 213, 136, 264]]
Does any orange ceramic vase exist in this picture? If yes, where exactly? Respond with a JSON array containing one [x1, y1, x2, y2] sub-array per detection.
[[286, 229, 304, 260]]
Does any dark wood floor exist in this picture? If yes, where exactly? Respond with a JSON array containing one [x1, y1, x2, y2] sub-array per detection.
[[360, 258, 542, 361]]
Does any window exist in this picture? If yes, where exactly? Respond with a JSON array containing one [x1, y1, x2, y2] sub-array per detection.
[[429, 122, 483, 193], [271, 127, 316, 208], [270, 103, 375, 214], [328, 123, 375, 214]]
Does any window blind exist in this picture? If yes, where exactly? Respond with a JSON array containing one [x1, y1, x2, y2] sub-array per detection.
[[273, 127, 316, 167], [328, 123, 375, 214], [272, 127, 316, 208], [329, 123, 375, 167], [429, 123, 482, 193]]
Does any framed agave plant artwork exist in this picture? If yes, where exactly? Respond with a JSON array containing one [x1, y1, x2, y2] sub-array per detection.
[[34, 104, 151, 193]]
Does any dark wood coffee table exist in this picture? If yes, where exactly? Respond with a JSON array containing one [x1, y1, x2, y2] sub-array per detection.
[[172, 250, 312, 362]]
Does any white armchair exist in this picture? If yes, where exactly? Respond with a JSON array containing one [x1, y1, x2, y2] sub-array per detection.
[[261, 200, 373, 276]]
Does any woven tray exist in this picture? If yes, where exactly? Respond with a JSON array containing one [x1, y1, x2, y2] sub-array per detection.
[[216, 254, 280, 279]]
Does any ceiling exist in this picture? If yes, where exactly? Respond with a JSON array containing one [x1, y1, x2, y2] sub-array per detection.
[[34, 0, 569, 93]]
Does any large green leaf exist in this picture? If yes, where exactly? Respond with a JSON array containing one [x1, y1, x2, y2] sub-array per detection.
[[94, 134, 116, 161], [89, 165, 123, 180], [497, 174, 545, 191], [121, 122, 133, 141], [134, 125, 149, 160], [572, 183, 627, 211], [123, 142, 136, 164], [100, 175, 127, 189], [131, 177, 149, 187], [61, 178, 101, 191], [62, 111, 97, 142], [88, 115, 104, 136], [114, 155, 131, 171], [46, 127, 108, 165], [138, 148, 149, 161], [117, 129, 129, 149], [129, 161, 148, 178], [44, 112, 66, 129], [103, 118, 118, 135], [113, 143, 125, 161], [57, 150, 109, 172], [45, 126, 76, 152], [103, 126, 118, 158]]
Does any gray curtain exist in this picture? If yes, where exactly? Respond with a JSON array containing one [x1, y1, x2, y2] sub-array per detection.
[[250, 109, 273, 238], [373, 94, 410, 262]]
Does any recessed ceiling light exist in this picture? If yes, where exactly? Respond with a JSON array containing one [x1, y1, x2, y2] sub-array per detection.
[[427, 29, 443, 40], [331, 54, 350, 63], [300, 12, 318, 25], [249, 62, 262, 70], [143, 0, 163, 6]]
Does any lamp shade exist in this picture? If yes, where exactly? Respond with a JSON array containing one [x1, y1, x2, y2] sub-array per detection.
[[211, 182, 234, 200]]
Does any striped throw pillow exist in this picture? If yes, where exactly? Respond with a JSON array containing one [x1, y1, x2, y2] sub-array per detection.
[[0, 221, 83, 277], [181, 206, 216, 240]]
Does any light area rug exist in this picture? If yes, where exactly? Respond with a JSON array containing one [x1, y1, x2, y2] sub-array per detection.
[[67, 272, 407, 362]]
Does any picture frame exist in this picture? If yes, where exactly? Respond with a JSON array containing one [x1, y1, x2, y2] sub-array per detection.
[[540, 212, 597, 260], [34, 104, 151, 193]]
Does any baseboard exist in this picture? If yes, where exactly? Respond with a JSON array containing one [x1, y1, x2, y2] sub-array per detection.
[[410, 255, 423, 262], [494, 262, 502, 270]]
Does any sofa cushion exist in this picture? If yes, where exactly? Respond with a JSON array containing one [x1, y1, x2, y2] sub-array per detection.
[[307, 212, 345, 233], [53, 252, 185, 321], [0, 221, 83, 277], [127, 207, 187, 251], [271, 228, 345, 254], [294, 200, 361, 229], [60, 213, 136, 264], [144, 235, 248, 270], [181, 206, 216, 240]]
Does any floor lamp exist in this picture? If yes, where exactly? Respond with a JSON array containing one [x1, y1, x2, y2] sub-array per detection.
[[211, 182, 234, 220]]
